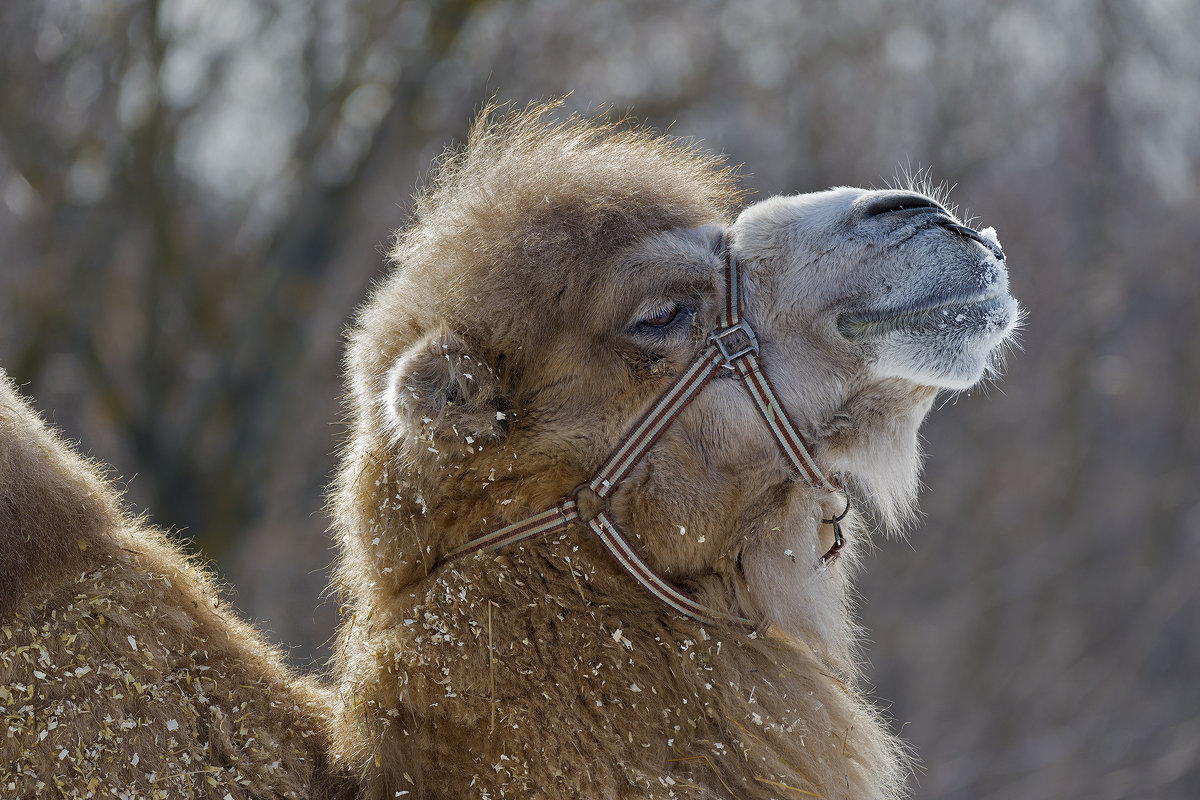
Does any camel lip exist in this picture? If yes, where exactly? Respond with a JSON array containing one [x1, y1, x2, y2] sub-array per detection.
[[837, 286, 1010, 336]]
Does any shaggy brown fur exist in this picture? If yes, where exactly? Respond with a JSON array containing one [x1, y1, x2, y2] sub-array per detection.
[[0, 371, 353, 799], [326, 104, 1011, 799]]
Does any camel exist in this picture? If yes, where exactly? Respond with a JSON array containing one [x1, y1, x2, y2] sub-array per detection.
[[0, 102, 1016, 800], [0, 372, 353, 798], [329, 105, 1018, 799]]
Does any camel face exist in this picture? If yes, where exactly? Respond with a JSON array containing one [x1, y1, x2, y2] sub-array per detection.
[[734, 187, 1018, 396], [565, 189, 1017, 642]]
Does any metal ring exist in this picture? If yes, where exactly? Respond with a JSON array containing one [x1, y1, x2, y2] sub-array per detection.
[[568, 483, 612, 523], [821, 492, 851, 525]]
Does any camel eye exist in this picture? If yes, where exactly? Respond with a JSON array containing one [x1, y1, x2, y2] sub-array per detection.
[[639, 304, 680, 328]]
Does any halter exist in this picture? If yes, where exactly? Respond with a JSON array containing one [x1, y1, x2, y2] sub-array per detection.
[[441, 235, 849, 628]]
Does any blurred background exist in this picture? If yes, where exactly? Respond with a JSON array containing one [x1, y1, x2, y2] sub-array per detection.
[[2, 0, 1197, 797]]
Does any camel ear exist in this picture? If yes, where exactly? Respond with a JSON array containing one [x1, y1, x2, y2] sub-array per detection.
[[381, 328, 510, 445]]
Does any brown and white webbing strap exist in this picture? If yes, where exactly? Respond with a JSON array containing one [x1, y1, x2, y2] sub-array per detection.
[[442, 236, 848, 628]]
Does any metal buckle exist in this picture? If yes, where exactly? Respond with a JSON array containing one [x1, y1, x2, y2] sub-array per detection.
[[709, 320, 760, 368]]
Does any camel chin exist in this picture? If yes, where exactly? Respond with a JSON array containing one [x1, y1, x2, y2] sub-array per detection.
[[855, 291, 1018, 391]]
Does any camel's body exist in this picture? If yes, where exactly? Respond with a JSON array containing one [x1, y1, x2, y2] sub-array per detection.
[[0, 374, 351, 799]]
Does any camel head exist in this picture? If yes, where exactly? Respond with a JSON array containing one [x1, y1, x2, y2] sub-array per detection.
[[332, 108, 1018, 666]]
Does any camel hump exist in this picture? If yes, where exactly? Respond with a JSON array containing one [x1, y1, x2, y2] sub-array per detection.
[[0, 369, 120, 612]]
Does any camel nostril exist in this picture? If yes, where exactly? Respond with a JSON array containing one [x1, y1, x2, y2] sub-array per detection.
[[861, 192, 946, 218], [939, 220, 1005, 261]]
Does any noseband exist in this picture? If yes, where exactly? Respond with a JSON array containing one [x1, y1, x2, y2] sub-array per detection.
[[442, 235, 849, 628]]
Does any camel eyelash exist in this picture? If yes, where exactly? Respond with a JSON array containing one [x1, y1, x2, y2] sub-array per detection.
[[631, 302, 692, 333]]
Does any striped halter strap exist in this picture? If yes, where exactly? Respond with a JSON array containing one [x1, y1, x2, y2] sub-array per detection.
[[442, 235, 849, 628]]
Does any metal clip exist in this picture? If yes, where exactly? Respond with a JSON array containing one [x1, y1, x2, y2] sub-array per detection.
[[819, 493, 851, 566], [820, 519, 845, 565]]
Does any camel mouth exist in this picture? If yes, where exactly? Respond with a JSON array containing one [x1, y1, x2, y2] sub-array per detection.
[[838, 286, 1014, 339], [840, 281, 1019, 391], [837, 231, 1015, 347]]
